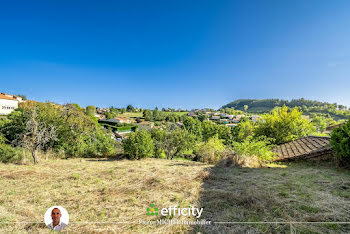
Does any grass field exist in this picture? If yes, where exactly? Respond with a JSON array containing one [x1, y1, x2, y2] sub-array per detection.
[[1, 158, 350, 233], [116, 112, 143, 118]]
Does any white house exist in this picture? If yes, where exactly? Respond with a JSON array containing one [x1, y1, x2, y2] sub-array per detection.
[[0, 93, 20, 115]]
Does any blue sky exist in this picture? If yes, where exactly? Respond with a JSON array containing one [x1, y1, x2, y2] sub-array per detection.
[[1, 0, 350, 109]]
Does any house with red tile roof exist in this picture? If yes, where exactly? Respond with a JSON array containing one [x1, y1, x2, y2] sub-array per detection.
[[0, 93, 22, 115]]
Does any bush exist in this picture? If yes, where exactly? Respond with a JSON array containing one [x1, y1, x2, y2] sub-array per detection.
[[232, 137, 275, 162], [150, 128, 196, 159], [123, 130, 154, 159], [196, 135, 226, 164], [0, 144, 23, 163], [330, 119, 350, 167], [232, 119, 256, 142]]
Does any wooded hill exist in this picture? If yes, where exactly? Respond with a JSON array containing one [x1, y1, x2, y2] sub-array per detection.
[[221, 99, 350, 120]]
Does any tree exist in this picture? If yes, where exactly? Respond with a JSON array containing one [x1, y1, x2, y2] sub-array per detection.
[[126, 104, 135, 112], [3, 103, 116, 160], [255, 106, 315, 144], [198, 114, 206, 122], [162, 129, 196, 159], [86, 105, 96, 116], [201, 121, 230, 142], [16, 94, 27, 100], [143, 110, 153, 121], [232, 119, 256, 142], [150, 128, 196, 159], [183, 117, 202, 138], [105, 111, 115, 119], [244, 105, 249, 112], [153, 108, 161, 121], [14, 107, 57, 164], [123, 130, 154, 159], [311, 116, 327, 132], [330, 119, 350, 167]]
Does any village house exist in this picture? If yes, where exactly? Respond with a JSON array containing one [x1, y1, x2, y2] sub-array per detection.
[[210, 115, 220, 120], [114, 117, 133, 124], [103, 117, 133, 124], [219, 119, 229, 124], [96, 108, 110, 114], [225, 123, 237, 128], [94, 113, 106, 120], [0, 93, 23, 115]]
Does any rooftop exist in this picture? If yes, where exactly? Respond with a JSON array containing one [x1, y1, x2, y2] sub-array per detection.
[[273, 136, 331, 161], [0, 93, 18, 101]]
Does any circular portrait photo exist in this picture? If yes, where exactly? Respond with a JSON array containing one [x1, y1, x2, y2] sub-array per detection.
[[44, 206, 69, 231]]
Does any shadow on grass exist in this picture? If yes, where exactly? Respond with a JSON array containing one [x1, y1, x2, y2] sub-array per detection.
[[189, 161, 350, 233], [85, 154, 128, 162]]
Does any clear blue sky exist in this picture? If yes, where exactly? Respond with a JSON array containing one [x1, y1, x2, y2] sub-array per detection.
[[1, 0, 350, 109]]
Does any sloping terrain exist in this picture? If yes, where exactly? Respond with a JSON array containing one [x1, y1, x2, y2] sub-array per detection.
[[0, 158, 349, 233]]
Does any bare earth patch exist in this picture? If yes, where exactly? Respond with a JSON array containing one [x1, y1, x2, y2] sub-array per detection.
[[0, 159, 349, 233]]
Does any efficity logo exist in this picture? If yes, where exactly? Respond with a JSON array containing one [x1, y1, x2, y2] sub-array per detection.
[[146, 203, 203, 218]]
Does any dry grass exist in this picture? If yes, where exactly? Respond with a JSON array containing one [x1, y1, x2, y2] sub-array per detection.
[[0, 158, 208, 233], [0, 158, 350, 233]]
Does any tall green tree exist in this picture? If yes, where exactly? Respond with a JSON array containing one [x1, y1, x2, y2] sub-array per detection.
[[143, 109, 153, 121], [123, 130, 154, 159], [86, 105, 96, 116], [255, 105, 315, 144]]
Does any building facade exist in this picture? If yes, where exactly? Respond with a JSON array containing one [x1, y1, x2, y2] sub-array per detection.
[[0, 93, 21, 115]]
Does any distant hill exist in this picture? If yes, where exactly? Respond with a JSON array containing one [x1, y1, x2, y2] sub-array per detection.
[[221, 99, 350, 120]]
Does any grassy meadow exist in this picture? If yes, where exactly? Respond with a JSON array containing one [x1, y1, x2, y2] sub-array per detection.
[[0, 158, 350, 233]]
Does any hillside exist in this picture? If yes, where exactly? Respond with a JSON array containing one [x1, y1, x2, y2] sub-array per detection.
[[1, 158, 350, 233], [221, 99, 350, 120]]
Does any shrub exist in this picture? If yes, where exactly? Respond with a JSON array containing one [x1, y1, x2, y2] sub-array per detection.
[[150, 128, 196, 159], [0, 144, 23, 163], [330, 119, 350, 167], [196, 135, 226, 164], [123, 130, 154, 159], [232, 136, 275, 162]]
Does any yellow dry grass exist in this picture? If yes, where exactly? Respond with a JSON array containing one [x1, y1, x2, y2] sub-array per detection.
[[0, 158, 350, 233]]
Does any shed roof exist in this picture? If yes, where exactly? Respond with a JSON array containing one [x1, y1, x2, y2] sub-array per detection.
[[273, 136, 331, 160]]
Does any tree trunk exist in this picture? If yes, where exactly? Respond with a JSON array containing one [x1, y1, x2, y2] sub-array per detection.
[[32, 149, 39, 164]]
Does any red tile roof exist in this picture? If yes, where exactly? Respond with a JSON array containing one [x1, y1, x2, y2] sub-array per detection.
[[0, 93, 18, 101]]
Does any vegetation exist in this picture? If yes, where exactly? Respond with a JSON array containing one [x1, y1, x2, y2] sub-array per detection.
[[232, 136, 275, 162], [255, 106, 315, 144], [1, 98, 349, 233], [330, 119, 350, 167], [0, 158, 349, 233], [143, 109, 187, 122], [85, 105, 96, 116], [196, 135, 226, 164], [122, 130, 154, 159], [0, 102, 116, 163], [222, 98, 350, 120]]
